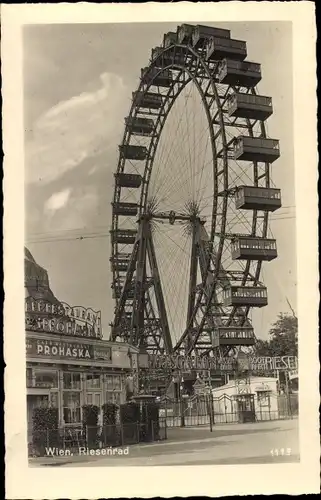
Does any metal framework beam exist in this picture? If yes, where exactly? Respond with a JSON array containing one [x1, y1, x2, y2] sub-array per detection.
[[146, 223, 173, 353], [185, 221, 199, 353], [111, 219, 173, 354]]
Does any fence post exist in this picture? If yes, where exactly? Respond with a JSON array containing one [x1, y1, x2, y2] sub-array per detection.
[[46, 430, 49, 451], [165, 397, 167, 420], [180, 396, 185, 427], [103, 425, 106, 447], [120, 423, 124, 447], [210, 391, 215, 427], [288, 393, 292, 419]]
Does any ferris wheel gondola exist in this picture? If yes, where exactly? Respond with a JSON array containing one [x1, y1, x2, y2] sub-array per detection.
[[109, 24, 281, 358]]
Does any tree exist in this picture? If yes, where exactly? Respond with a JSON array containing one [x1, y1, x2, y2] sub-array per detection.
[[254, 338, 273, 357], [255, 312, 298, 357]]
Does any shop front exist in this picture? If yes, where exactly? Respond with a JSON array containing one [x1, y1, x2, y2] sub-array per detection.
[[26, 333, 138, 435]]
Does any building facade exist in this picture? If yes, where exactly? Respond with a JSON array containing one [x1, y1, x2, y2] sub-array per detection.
[[26, 332, 139, 430], [211, 376, 279, 422], [25, 248, 138, 437]]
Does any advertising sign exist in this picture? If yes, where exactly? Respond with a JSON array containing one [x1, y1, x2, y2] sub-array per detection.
[[249, 356, 298, 371], [26, 337, 112, 362], [149, 354, 234, 371], [25, 297, 102, 339], [147, 354, 298, 373]]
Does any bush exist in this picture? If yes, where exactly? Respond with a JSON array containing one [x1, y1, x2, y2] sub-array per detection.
[[102, 403, 118, 426], [120, 402, 140, 424], [82, 404, 99, 448], [33, 407, 59, 430], [119, 402, 140, 445], [32, 407, 59, 456], [101, 403, 119, 446]]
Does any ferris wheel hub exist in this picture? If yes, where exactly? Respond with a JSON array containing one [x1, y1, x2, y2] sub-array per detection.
[[138, 210, 206, 226]]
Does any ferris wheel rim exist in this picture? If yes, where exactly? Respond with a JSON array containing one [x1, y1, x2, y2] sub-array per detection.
[[112, 45, 226, 271], [111, 46, 228, 339], [110, 31, 273, 355]]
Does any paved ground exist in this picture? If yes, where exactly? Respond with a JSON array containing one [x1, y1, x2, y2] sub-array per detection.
[[29, 418, 299, 467]]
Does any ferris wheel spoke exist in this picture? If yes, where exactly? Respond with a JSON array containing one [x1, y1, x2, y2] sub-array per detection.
[[151, 84, 188, 194], [150, 96, 194, 204], [162, 238, 191, 340], [157, 161, 210, 209], [153, 225, 191, 342], [156, 82, 195, 186], [154, 135, 212, 212], [150, 81, 215, 211], [164, 86, 202, 199]]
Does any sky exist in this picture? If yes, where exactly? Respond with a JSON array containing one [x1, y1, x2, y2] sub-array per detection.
[[24, 21, 296, 341]]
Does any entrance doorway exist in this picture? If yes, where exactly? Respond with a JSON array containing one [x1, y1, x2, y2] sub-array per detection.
[[235, 394, 256, 423]]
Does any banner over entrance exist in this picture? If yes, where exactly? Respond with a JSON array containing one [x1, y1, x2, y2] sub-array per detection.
[[147, 354, 298, 372]]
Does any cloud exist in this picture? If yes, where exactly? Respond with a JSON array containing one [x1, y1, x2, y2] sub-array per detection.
[[25, 72, 128, 185], [45, 189, 71, 212], [42, 187, 99, 232]]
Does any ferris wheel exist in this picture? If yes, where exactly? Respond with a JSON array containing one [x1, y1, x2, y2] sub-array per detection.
[[110, 24, 281, 358]]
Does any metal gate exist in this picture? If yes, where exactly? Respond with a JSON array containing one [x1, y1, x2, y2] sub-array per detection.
[[159, 394, 211, 427]]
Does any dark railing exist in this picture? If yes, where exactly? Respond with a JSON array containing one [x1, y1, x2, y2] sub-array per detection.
[[157, 393, 298, 428]]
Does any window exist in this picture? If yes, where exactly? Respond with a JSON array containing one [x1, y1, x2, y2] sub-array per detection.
[[34, 395, 49, 408], [87, 393, 101, 406], [106, 392, 121, 405], [114, 392, 122, 405], [105, 374, 123, 405], [63, 392, 81, 424], [106, 374, 122, 391], [34, 369, 58, 389], [63, 372, 81, 390], [106, 375, 113, 391], [86, 373, 101, 389], [113, 376, 121, 391], [106, 392, 115, 403], [50, 392, 58, 408], [26, 368, 32, 387]]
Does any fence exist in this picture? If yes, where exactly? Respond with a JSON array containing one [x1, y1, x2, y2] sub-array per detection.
[[159, 394, 212, 428], [28, 421, 166, 457], [212, 393, 298, 424], [158, 393, 298, 428]]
